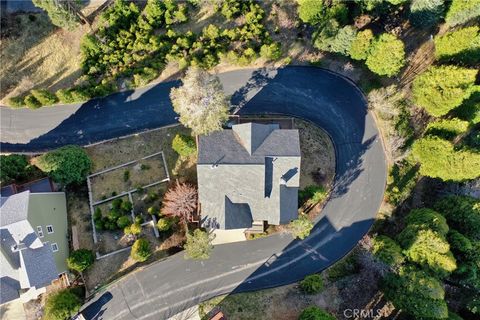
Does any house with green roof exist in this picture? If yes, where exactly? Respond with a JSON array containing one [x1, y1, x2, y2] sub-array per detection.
[[0, 190, 69, 304]]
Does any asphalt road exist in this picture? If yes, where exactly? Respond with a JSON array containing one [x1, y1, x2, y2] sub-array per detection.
[[0, 67, 387, 319]]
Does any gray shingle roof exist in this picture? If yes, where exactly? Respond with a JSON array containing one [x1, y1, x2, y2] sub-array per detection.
[[198, 123, 301, 229], [0, 191, 30, 226], [0, 191, 59, 304], [20, 246, 58, 288]]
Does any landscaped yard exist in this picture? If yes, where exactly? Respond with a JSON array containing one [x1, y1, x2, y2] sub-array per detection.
[[67, 124, 195, 290]]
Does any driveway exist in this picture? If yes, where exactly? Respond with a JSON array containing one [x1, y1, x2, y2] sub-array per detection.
[[0, 67, 386, 320]]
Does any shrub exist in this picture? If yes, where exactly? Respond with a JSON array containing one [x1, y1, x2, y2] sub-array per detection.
[[409, 0, 445, 27], [121, 200, 133, 213], [124, 222, 142, 236], [426, 118, 470, 140], [365, 33, 405, 77], [70, 88, 91, 102], [123, 170, 130, 182], [131, 238, 151, 262], [445, 0, 480, 26], [93, 207, 102, 221], [327, 253, 359, 280], [31, 89, 58, 105], [184, 229, 213, 260], [435, 26, 480, 65], [172, 134, 196, 157], [299, 185, 327, 206], [300, 274, 324, 294], [157, 217, 174, 232], [44, 289, 82, 320], [289, 215, 314, 240], [24, 94, 42, 109], [382, 268, 448, 319], [67, 249, 95, 273], [133, 67, 159, 87], [34, 145, 92, 185], [372, 235, 405, 266], [298, 306, 336, 320], [7, 96, 25, 108], [412, 65, 477, 117], [0, 154, 31, 184], [117, 216, 131, 229], [412, 136, 480, 181], [260, 42, 282, 60], [56, 88, 75, 104], [350, 29, 374, 61]]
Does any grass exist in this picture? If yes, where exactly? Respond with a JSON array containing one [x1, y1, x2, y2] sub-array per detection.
[[0, 13, 83, 102]]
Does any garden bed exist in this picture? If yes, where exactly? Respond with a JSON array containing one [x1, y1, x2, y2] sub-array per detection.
[[89, 152, 169, 203]]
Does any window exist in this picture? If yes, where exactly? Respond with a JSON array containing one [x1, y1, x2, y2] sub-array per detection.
[[51, 243, 58, 252], [46, 225, 54, 234], [36, 226, 44, 238]]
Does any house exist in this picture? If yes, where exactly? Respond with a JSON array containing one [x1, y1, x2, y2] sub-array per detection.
[[197, 122, 301, 231], [0, 190, 69, 304]]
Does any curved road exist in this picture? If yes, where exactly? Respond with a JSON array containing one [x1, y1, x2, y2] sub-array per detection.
[[0, 67, 386, 320]]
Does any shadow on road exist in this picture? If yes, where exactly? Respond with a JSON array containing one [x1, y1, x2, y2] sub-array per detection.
[[1, 80, 180, 152]]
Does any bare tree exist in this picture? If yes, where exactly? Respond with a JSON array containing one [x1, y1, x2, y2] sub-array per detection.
[[162, 180, 198, 230], [170, 67, 230, 136]]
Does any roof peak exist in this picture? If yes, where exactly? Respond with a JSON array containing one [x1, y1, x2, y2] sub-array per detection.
[[232, 122, 279, 155]]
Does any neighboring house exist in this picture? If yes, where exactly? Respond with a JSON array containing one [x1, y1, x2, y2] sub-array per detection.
[[0, 191, 69, 305], [197, 122, 301, 231]]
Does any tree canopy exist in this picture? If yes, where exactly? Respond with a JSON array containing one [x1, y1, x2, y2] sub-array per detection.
[[350, 29, 374, 61], [412, 66, 478, 117], [409, 0, 445, 27], [32, 0, 79, 30], [0, 154, 32, 185], [382, 268, 448, 319], [67, 249, 95, 273], [412, 136, 480, 181], [44, 289, 82, 320], [445, 0, 480, 26], [365, 33, 405, 77], [170, 67, 230, 136], [435, 26, 480, 65], [34, 145, 92, 185]]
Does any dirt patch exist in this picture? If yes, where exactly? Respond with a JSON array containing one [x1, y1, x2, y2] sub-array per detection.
[[89, 152, 168, 202], [295, 119, 335, 190], [199, 281, 340, 320], [86, 125, 190, 175]]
